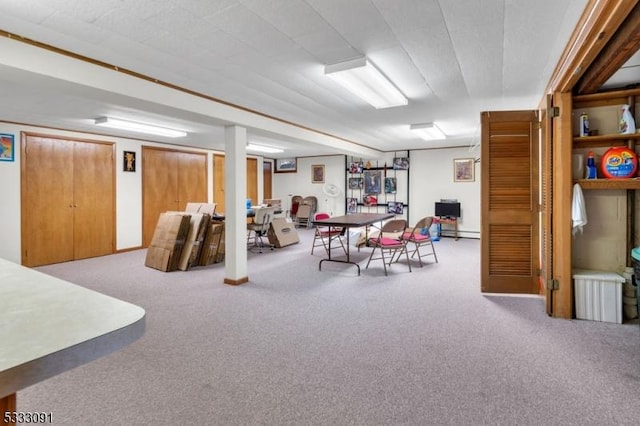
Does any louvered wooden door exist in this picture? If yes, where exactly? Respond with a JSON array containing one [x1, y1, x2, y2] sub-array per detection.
[[481, 110, 539, 294]]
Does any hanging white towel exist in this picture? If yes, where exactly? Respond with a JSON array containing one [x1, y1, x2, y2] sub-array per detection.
[[572, 183, 587, 236]]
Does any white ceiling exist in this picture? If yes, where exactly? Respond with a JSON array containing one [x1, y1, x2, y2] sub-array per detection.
[[0, 0, 597, 158]]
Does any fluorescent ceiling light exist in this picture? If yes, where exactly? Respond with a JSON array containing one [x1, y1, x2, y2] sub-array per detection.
[[247, 143, 284, 154], [94, 117, 187, 138], [324, 57, 407, 109], [410, 122, 446, 141]]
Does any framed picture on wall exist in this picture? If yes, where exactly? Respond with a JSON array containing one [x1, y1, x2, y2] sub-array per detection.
[[349, 161, 363, 174], [384, 177, 397, 194], [454, 158, 475, 182], [363, 170, 381, 194], [275, 158, 297, 173], [311, 164, 324, 183], [387, 202, 404, 214], [348, 177, 364, 189], [393, 157, 409, 170], [123, 151, 136, 172], [0, 133, 15, 162], [346, 197, 358, 214]]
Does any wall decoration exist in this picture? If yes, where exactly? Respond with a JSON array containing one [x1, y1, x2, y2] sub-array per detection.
[[348, 177, 364, 189], [393, 157, 410, 170], [346, 197, 358, 213], [454, 158, 475, 182], [363, 194, 378, 207], [123, 150, 136, 172], [275, 158, 297, 173], [311, 164, 325, 183], [363, 170, 381, 194], [387, 202, 404, 214], [384, 177, 397, 194], [0, 133, 15, 162], [349, 161, 363, 174]]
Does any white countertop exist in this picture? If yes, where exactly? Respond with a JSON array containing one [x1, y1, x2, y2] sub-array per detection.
[[0, 258, 145, 398]]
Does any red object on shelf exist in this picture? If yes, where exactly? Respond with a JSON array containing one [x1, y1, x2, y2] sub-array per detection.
[[600, 146, 637, 179]]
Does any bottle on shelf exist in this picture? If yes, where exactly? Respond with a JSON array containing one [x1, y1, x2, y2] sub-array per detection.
[[585, 151, 597, 179], [619, 104, 636, 134], [579, 112, 589, 137]]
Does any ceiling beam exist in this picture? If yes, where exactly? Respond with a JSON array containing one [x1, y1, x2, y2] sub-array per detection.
[[575, 2, 640, 94]]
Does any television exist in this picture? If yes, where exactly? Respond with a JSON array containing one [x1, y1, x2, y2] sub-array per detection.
[[435, 202, 460, 218]]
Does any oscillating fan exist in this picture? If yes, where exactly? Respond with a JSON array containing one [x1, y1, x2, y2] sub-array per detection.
[[322, 183, 341, 215]]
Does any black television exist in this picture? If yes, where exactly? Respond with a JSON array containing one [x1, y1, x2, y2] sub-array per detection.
[[435, 202, 460, 218]]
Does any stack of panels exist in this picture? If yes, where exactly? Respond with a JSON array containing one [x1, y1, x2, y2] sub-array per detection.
[[178, 213, 211, 271], [145, 212, 191, 272], [200, 220, 225, 266]]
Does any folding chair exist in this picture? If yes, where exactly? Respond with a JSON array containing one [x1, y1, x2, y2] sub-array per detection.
[[400, 216, 438, 267], [365, 219, 412, 276], [311, 212, 346, 256], [247, 207, 276, 253]]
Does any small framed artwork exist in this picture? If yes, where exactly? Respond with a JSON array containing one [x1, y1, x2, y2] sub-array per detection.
[[311, 164, 325, 183], [346, 197, 358, 214], [393, 157, 409, 170], [363, 194, 378, 207], [349, 161, 363, 174], [348, 177, 364, 190], [454, 158, 475, 182], [384, 177, 397, 194], [387, 202, 404, 215], [123, 151, 136, 172], [275, 158, 297, 173], [363, 170, 381, 194], [0, 133, 15, 162]]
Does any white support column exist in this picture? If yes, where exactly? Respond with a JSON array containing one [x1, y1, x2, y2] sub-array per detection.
[[223, 125, 249, 285]]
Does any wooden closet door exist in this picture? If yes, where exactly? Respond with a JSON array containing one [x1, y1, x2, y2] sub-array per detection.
[[22, 136, 75, 266], [247, 157, 258, 205], [481, 110, 540, 294], [212, 155, 258, 214], [142, 147, 178, 247], [177, 151, 207, 210], [73, 141, 115, 260]]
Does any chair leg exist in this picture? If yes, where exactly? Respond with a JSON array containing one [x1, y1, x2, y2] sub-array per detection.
[[403, 246, 412, 272]]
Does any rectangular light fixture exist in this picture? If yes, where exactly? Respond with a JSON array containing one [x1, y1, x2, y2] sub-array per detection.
[[324, 57, 407, 109], [247, 143, 284, 154], [94, 117, 187, 138], [410, 122, 446, 141]]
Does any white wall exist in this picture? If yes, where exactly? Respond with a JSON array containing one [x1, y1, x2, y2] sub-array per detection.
[[272, 155, 346, 216], [409, 148, 480, 238]]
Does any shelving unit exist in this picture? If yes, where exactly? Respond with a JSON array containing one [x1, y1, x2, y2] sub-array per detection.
[[574, 178, 640, 190], [344, 152, 410, 219], [572, 87, 638, 267]]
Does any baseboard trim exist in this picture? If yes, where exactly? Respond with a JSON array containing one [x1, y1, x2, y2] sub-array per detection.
[[224, 276, 249, 286], [116, 246, 144, 253]]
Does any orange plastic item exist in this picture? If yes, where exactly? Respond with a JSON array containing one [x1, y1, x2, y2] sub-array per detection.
[[600, 147, 637, 179]]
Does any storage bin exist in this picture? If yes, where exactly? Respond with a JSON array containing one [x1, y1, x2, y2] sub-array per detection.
[[573, 269, 624, 324]]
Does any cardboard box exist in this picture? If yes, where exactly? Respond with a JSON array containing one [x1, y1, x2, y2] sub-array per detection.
[[145, 212, 191, 271], [200, 221, 225, 265], [573, 269, 624, 323], [185, 202, 217, 215], [268, 217, 299, 248], [177, 213, 210, 271]]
